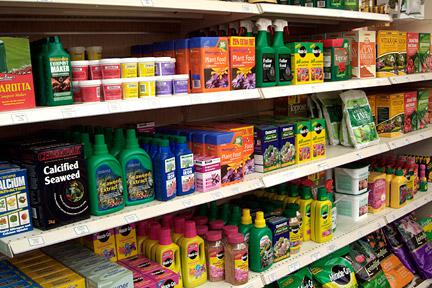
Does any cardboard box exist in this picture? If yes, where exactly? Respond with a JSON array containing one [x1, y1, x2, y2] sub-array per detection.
[[293, 119, 312, 164], [229, 36, 255, 90], [309, 42, 324, 83], [376, 30, 399, 77], [406, 32, 419, 74], [194, 156, 221, 192], [398, 32, 407, 75], [344, 30, 376, 78], [403, 91, 417, 133], [417, 89, 430, 129], [115, 224, 138, 260], [376, 93, 404, 137], [288, 42, 311, 85], [311, 118, 326, 160], [267, 216, 290, 262], [83, 229, 117, 262], [419, 33, 431, 73], [253, 125, 280, 173]]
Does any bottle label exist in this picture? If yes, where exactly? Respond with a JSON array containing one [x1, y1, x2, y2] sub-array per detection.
[[180, 154, 194, 169], [162, 250, 174, 268], [289, 223, 302, 253], [262, 54, 276, 83], [96, 164, 123, 210], [320, 205, 332, 238], [208, 247, 224, 278], [279, 54, 292, 82], [304, 203, 311, 237], [180, 154, 195, 193], [49, 57, 72, 101], [165, 158, 176, 197], [234, 250, 248, 281], [125, 159, 154, 201], [187, 242, 206, 278], [400, 184, 408, 205], [259, 235, 273, 269]]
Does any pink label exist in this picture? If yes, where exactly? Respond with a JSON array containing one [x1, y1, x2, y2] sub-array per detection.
[[368, 179, 386, 209], [103, 84, 122, 101], [162, 250, 174, 268], [195, 163, 221, 173], [102, 64, 121, 79], [187, 243, 199, 259], [81, 85, 101, 102], [89, 65, 102, 80], [72, 66, 89, 81]]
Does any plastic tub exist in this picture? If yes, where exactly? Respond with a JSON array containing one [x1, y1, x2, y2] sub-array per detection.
[[138, 77, 156, 97], [71, 60, 89, 81], [102, 78, 122, 101], [155, 76, 173, 96], [335, 191, 369, 221], [138, 57, 155, 77], [122, 78, 139, 99], [79, 80, 102, 102], [68, 46, 85, 61], [88, 60, 102, 80], [335, 164, 370, 194], [120, 58, 138, 78], [172, 74, 189, 95], [86, 46, 103, 60], [72, 81, 81, 103], [100, 58, 121, 79], [155, 57, 175, 76]]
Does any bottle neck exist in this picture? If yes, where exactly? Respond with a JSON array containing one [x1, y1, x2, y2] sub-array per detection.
[[273, 31, 284, 46], [257, 31, 269, 46]]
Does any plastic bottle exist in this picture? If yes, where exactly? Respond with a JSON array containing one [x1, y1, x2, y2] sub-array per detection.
[[205, 231, 225, 282], [297, 186, 313, 241], [255, 18, 276, 88], [420, 164, 428, 192], [87, 134, 124, 216], [249, 211, 273, 272], [327, 193, 337, 233], [173, 217, 185, 245], [208, 202, 219, 222], [406, 167, 415, 201], [239, 20, 254, 37], [137, 221, 149, 255], [110, 128, 125, 158], [149, 138, 162, 160], [179, 221, 207, 288], [222, 225, 238, 245], [118, 129, 154, 206], [80, 132, 93, 159], [220, 203, 230, 225], [283, 203, 302, 255], [172, 136, 195, 196], [140, 137, 152, 153], [32, 38, 49, 105], [161, 214, 174, 229], [311, 187, 333, 243], [104, 127, 113, 149], [228, 206, 241, 226], [272, 19, 292, 86], [194, 216, 208, 226], [154, 227, 182, 288], [239, 208, 253, 244], [385, 167, 394, 207], [197, 204, 208, 217], [154, 139, 177, 201], [224, 233, 248, 285], [390, 169, 408, 208], [284, 184, 299, 207], [43, 36, 73, 106], [209, 220, 224, 231], [145, 222, 161, 259]]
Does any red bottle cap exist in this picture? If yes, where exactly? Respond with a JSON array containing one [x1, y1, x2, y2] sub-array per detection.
[[184, 220, 197, 238], [197, 225, 208, 237], [136, 221, 149, 237], [228, 232, 244, 244], [206, 231, 222, 242], [149, 222, 161, 241], [173, 217, 185, 234], [209, 220, 224, 230], [162, 214, 174, 229], [194, 216, 208, 226], [222, 225, 238, 237], [159, 227, 173, 245]]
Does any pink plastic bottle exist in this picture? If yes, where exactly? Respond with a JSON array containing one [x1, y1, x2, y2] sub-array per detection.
[[209, 220, 224, 231], [145, 222, 161, 259], [197, 225, 208, 238], [162, 214, 174, 229], [194, 216, 208, 226], [137, 220, 150, 255], [222, 225, 238, 244], [205, 231, 224, 282], [173, 217, 185, 245]]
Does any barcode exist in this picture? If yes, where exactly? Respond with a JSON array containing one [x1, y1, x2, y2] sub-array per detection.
[[317, 1, 325, 7], [325, 72, 331, 79], [140, 84, 146, 93], [193, 80, 201, 88]]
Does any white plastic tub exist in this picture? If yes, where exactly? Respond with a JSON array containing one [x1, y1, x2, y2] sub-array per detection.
[[335, 190, 369, 222], [335, 164, 369, 195]]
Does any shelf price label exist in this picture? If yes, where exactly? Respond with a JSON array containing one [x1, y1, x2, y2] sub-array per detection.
[[11, 113, 28, 124], [327, 244, 337, 252], [182, 199, 195, 208], [28, 236, 45, 247], [288, 262, 300, 273], [74, 225, 89, 236], [211, 191, 223, 200], [267, 272, 278, 283], [310, 251, 321, 261], [141, 0, 154, 6], [124, 214, 139, 224]]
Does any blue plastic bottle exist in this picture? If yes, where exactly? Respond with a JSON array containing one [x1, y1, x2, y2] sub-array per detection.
[[173, 136, 195, 196], [154, 139, 177, 201], [149, 138, 162, 160], [140, 137, 152, 153]]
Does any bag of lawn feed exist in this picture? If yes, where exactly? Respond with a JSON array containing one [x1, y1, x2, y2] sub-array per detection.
[[316, 92, 343, 146], [277, 267, 315, 288], [340, 90, 380, 149], [340, 113, 353, 147]]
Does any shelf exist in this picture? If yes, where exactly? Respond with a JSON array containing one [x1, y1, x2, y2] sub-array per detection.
[[389, 72, 432, 84], [414, 279, 432, 288]]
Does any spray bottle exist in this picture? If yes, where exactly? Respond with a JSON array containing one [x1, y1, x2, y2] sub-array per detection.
[[255, 18, 276, 87], [239, 20, 254, 37], [228, 22, 238, 36], [272, 20, 292, 86]]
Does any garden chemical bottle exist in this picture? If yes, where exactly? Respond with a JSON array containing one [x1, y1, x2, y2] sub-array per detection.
[[209, 202, 218, 221], [162, 214, 174, 229], [284, 203, 303, 254], [173, 217, 186, 245], [297, 186, 313, 241], [110, 128, 125, 157], [255, 18, 276, 88], [149, 138, 162, 160], [228, 206, 241, 226], [140, 137, 151, 153], [284, 184, 299, 207], [390, 169, 408, 208], [154, 139, 177, 201], [180, 221, 207, 288], [385, 168, 394, 207], [104, 127, 113, 149], [118, 129, 154, 206], [197, 204, 208, 217], [32, 38, 49, 105], [272, 19, 292, 86], [43, 36, 73, 106], [420, 165, 428, 192], [145, 222, 161, 259], [239, 20, 254, 37], [249, 211, 273, 272], [311, 187, 332, 243], [155, 228, 183, 288], [80, 133, 93, 159], [220, 203, 231, 224], [239, 208, 253, 244], [87, 134, 124, 216], [137, 221, 149, 255], [173, 136, 195, 196], [327, 193, 337, 232]]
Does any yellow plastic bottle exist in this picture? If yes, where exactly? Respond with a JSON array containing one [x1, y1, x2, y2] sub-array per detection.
[[155, 227, 183, 288], [390, 169, 408, 208], [145, 222, 161, 259], [283, 184, 300, 208], [137, 221, 149, 255], [311, 187, 333, 243], [173, 217, 185, 245], [385, 168, 394, 207], [180, 221, 207, 288], [296, 186, 313, 241]]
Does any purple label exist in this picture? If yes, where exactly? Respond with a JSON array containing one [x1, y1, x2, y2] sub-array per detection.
[[173, 79, 188, 94], [156, 80, 173, 96], [156, 62, 175, 76]]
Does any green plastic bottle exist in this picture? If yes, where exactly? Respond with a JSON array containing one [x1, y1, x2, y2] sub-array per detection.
[[208, 202, 218, 221], [80, 133, 93, 159], [249, 211, 273, 272], [31, 38, 49, 105], [111, 128, 125, 157], [239, 208, 253, 244], [87, 134, 124, 216], [104, 127, 114, 149], [118, 129, 154, 206], [272, 19, 292, 86], [228, 206, 241, 226], [255, 18, 276, 88], [220, 203, 230, 225], [43, 36, 73, 106]]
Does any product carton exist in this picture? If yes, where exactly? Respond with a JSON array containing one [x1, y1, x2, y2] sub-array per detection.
[[115, 223, 137, 260], [274, 122, 296, 168], [406, 32, 419, 74], [0, 166, 32, 238], [344, 30, 376, 78], [274, 95, 309, 117], [376, 93, 404, 137], [398, 31, 407, 75], [311, 118, 326, 160], [174, 39, 190, 92], [39, 274, 85, 288], [267, 216, 290, 262], [367, 94, 377, 123], [153, 40, 175, 58], [376, 30, 399, 77], [417, 88, 430, 129], [403, 91, 418, 133], [288, 42, 311, 84], [0, 37, 36, 112], [229, 36, 256, 90], [309, 42, 324, 83], [190, 37, 230, 93], [253, 125, 280, 173], [194, 156, 221, 192], [82, 229, 117, 262], [418, 33, 431, 73], [293, 119, 312, 164], [322, 38, 351, 81]]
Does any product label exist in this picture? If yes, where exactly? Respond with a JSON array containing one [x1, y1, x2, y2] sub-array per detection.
[[208, 247, 224, 278], [187, 242, 206, 278], [125, 159, 154, 202], [289, 222, 302, 254], [138, 62, 155, 77], [165, 158, 176, 198], [399, 184, 408, 205], [368, 178, 386, 210], [262, 54, 276, 83], [320, 205, 332, 237], [234, 250, 248, 282], [259, 235, 273, 269], [96, 164, 123, 210], [279, 54, 292, 82], [162, 250, 174, 268], [49, 57, 72, 102]]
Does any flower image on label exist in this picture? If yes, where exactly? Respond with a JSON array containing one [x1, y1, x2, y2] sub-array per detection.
[[125, 159, 153, 201], [96, 164, 123, 210], [209, 248, 225, 279], [260, 235, 273, 269], [234, 251, 248, 281], [187, 242, 206, 278]]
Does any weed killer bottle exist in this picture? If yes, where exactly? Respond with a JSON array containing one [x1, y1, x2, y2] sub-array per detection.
[[249, 211, 273, 272], [255, 18, 276, 87], [272, 20, 292, 86], [118, 129, 154, 206], [87, 134, 124, 216], [154, 139, 177, 201], [173, 136, 195, 196]]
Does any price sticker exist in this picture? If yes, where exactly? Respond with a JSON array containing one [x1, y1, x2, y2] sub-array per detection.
[[318, 162, 329, 171], [109, 102, 122, 113], [182, 199, 195, 208], [328, 244, 336, 252], [28, 236, 45, 247], [288, 262, 300, 273], [62, 108, 76, 118], [211, 191, 223, 200], [241, 4, 251, 12], [74, 225, 89, 236], [267, 272, 278, 283], [141, 0, 153, 6], [231, 186, 241, 195], [355, 152, 363, 159], [310, 251, 321, 261], [124, 214, 138, 224], [11, 113, 28, 124]]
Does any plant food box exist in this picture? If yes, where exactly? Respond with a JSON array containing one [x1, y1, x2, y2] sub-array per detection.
[[310, 42, 324, 83], [398, 31, 407, 75], [417, 88, 430, 129], [288, 42, 311, 85], [115, 223, 138, 260], [418, 33, 431, 73], [344, 30, 376, 78], [403, 91, 417, 133], [406, 32, 419, 74], [82, 229, 117, 262], [293, 119, 312, 164], [229, 36, 256, 90], [376, 93, 404, 137], [267, 216, 290, 262], [311, 118, 326, 160], [0, 37, 36, 112], [254, 125, 280, 173], [376, 30, 399, 77]]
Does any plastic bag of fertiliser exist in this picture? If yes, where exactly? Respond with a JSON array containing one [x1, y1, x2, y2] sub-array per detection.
[[310, 246, 358, 288], [394, 214, 432, 278], [277, 267, 315, 288], [340, 90, 380, 149], [382, 224, 418, 275], [364, 230, 414, 288], [315, 92, 342, 146], [340, 113, 353, 147], [346, 240, 390, 288]]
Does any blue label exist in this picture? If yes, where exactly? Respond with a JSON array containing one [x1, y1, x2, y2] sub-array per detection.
[[96, 164, 123, 210], [125, 159, 153, 201]]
